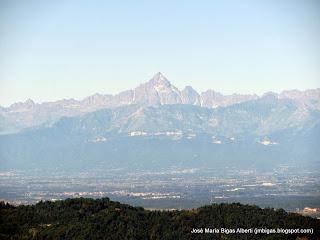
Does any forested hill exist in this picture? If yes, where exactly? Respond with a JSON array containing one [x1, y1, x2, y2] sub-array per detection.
[[1, 198, 319, 240]]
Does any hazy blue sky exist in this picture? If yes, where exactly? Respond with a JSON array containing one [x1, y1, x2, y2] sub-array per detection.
[[0, 0, 319, 106]]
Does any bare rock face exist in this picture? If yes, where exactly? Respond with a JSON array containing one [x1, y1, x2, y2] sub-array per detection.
[[279, 89, 320, 109], [9, 99, 36, 112], [81, 93, 113, 111], [181, 86, 200, 105], [200, 90, 258, 108], [133, 72, 182, 105], [112, 90, 134, 107], [200, 90, 225, 108]]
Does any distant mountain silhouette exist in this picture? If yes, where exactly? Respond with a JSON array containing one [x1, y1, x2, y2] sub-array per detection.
[[1, 73, 319, 134]]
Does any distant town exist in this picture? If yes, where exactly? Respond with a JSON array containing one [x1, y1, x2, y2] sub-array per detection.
[[1, 165, 319, 218]]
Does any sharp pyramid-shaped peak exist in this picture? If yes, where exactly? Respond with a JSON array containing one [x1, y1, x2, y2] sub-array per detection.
[[153, 72, 166, 80], [149, 72, 171, 86]]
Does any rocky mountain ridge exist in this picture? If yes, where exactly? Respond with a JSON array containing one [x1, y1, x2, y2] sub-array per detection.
[[0, 72, 319, 134]]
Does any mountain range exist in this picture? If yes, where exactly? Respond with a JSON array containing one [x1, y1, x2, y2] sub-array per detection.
[[0, 73, 319, 171], [1, 72, 319, 134]]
